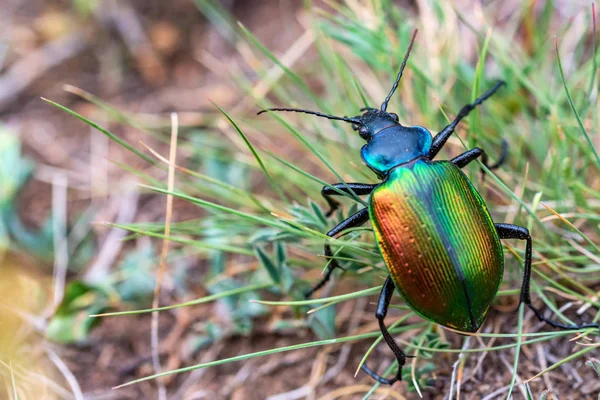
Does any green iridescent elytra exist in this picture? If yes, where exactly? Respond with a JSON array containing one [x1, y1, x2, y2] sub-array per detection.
[[369, 158, 504, 332]]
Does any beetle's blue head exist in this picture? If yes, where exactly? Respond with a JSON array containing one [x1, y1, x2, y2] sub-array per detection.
[[257, 29, 429, 177], [353, 108, 432, 177], [352, 108, 399, 140]]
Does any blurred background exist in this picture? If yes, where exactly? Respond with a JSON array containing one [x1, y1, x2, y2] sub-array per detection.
[[1, 0, 600, 399]]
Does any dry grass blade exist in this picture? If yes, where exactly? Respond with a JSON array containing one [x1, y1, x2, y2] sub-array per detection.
[[149, 113, 179, 399]]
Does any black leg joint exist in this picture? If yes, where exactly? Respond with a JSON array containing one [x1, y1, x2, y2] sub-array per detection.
[[361, 276, 407, 385], [321, 183, 377, 217], [304, 208, 370, 298]]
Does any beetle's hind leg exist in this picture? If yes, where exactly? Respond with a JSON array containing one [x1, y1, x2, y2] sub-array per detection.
[[451, 141, 508, 181], [496, 223, 600, 331], [321, 183, 377, 217], [304, 208, 371, 298], [361, 276, 410, 385]]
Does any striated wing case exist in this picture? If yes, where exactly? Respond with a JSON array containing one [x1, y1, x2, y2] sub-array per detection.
[[369, 159, 503, 332]]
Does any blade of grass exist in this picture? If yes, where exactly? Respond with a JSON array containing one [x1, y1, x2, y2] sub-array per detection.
[[251, 285, 381, 306], [238, 23, 327, 111], [141, 185, 324, 239], [541, 202, 600, 254], [469, 28, 492, 147], [140, 141, 271, 212], [63, 85, 150, 132], [554, 36, 600, 166], [584, 4, 598, 113], [150, 113, 179, 400], [113, 326, 574, 390], [524, 341, 599, 383], [9, 361, 18, 400], [506, 302, 525, 399], [214, 103, 288, 203], [91, 282, 272, 317], [107, 223, 254, 255], [113, 323, 425, 389], [41, 98, 156, 165]]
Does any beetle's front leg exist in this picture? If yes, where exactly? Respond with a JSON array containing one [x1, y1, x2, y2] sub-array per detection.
[[361, 275, 409, 385], [305, 207, 370, 298], [451, 142, 508, 181], [496, 223, 600, 331], [321, 183, 377, 217], [429, 80, 505, 159]]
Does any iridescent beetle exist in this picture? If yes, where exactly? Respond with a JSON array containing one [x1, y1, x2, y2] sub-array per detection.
[[259, 30, 599, 385]]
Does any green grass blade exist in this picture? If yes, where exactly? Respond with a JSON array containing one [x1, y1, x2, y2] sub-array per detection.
[[470, 28, 492, 146], [41, 98, 156, 165], [141, 185, 324, 239], [113, 325, 575, 390], [238, 23, 325, 109], [63, 85, 151, 132], [214, 103, 288, 202], [506, 302, 525, 399], [585, 4, 598, 112], [526, 342, 600, 383], [107, 223, 255, 255], [113, 324, 423, 389], [251, 285, 381, 306], [90, 283, 272, 317], [554, 37, 600, 166]]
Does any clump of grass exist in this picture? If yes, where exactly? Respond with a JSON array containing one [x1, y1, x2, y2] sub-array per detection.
[[48, 0, 600, 397]]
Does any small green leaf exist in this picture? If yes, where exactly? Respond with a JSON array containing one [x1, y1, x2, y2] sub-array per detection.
[[46, 281, 107, 343], [254, 245, 280, 284], [309, 199, 328, 226], [275, 241, 287, 267]]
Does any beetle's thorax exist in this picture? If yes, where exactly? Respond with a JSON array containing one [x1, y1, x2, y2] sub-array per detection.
[[360, 124, 432, 177]]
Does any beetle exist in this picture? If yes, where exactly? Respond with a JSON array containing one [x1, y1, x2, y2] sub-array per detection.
[[258, 30, 600, 385]]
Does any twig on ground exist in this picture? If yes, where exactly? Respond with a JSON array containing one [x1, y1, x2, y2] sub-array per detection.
[[0, 33, 87, 111], [48, 173, 68, 316], [46, 346, 84, 400]]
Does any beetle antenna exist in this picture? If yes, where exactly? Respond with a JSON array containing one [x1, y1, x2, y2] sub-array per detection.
[[257, 107, 361, 125], [381, 29, 418, 111]]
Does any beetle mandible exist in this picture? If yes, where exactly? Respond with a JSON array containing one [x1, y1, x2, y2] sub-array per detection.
[[258, 30, 600, 385]]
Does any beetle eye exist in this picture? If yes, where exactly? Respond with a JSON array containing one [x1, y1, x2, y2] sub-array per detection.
[[358, 126, 370, 140], [389, 113, 399, 122], [352, 123, 359, 131]]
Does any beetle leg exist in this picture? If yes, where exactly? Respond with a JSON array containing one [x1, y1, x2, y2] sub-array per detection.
[[496, 223, 600, 331], [304, 208, 370, 298], [321, 183, 377, 217], [451, 141, 508, 182], [361, 276, 408, 385], [429, 80, 505, 159]]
